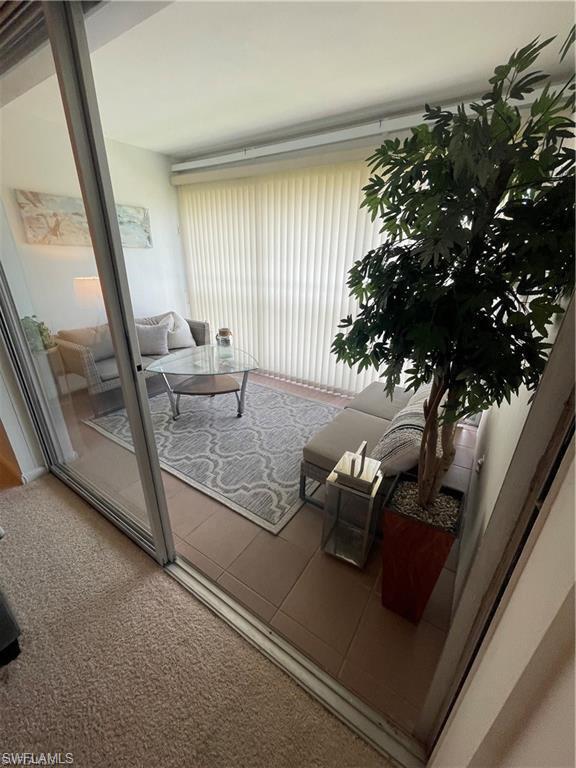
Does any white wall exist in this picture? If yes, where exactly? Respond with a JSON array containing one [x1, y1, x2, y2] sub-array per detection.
[[0, 106, 188, 333], [453, 389, 531, 606], [496, 651, 574, 768], [431, 453, 575, 768]]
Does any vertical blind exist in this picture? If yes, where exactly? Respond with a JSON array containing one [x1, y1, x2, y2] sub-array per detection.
[[178, 161, 386, 395]]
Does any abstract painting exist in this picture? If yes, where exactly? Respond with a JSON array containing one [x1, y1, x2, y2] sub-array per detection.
[[14, 189, 152, 248]]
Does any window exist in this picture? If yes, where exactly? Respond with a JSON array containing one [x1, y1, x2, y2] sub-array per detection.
[[178, 161, 384, 394]]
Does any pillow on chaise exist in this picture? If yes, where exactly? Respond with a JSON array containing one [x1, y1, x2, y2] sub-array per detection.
[[370, 384, 432, 475]]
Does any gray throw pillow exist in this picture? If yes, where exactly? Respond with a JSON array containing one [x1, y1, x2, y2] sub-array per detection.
[[137, 311, 196, 349], [370, 396, 427, 476], [91, 324, 114, 362], [135, 322, 169, 357], [168, 312, 196, 349]]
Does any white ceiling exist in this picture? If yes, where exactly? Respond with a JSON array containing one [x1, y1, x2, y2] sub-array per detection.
[[4, 1, 574, 159]]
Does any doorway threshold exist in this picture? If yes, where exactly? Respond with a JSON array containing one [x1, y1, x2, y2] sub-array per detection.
[[166, 558, 427, 768]]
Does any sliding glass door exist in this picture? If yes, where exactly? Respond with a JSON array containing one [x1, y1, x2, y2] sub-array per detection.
[[0, 3, 172, 561], [3, 5, 571, 766]]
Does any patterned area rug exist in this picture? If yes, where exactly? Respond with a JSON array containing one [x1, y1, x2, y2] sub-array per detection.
[[87, 381, 339, 533]]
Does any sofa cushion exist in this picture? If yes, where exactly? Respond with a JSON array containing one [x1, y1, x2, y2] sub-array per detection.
[[136, 321, 170, 356], [94, 355, 160, 383], [370, 394, 427, 475], [94, 357, 119, 382], [137, 311, 196, 350], [303, 409, 389, 472], [58, 323, 113, 362], [346, 382, 410, 421]]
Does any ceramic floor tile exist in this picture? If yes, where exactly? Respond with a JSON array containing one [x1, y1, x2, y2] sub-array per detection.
[[271, 611, 343, 677], [346, 593, 446, 708], [445, 537, 460, 572], [72, 443, 141, 492], [119, 480, 146, 511], [168, 489, 219, 538], [279, 504, 323, 557], [161, 470, 192, 498], [339, 660, 420, 734], [77, 422, 110, 451], [280, 551, 371, 654], [443, 464, 470, 492], [421, 567, 455, 631], [185, 508, 259, 568], [454, 426, 477, 448], [117, 489, 151, 529], [453, 446, 474, 469], [217, 572, 276, 622], [175, 536, 223, 581], [227, 531, 310, 606]]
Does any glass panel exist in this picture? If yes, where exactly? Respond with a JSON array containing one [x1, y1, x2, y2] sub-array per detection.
[[0, 13, 155, 536], [83, 3, 569, 744], [85, 3, 443, 737], [147, 346, 258, 375]]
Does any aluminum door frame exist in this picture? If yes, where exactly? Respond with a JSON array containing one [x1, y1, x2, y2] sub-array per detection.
[[34, 0, 175, 565]]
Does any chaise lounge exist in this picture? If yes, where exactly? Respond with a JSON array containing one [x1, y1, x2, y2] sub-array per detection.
[[300, 382, 412, 504]]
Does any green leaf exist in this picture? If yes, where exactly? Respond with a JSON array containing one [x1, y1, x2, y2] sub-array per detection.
[[559, 25, 575, 62]]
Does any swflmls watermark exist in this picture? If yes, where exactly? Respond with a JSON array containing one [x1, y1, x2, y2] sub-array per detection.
[[1, 755, 73, 766]]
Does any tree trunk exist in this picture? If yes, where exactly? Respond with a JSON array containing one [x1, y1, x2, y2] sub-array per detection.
[[417, 384, 457, 508], [430, 419, 456, 502], [417, 380, 445, 507]]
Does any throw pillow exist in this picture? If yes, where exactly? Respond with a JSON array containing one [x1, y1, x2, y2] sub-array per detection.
[[137, 311, 196, 349], [167, 311, 196, 349], [58, 323, 113, 362], [370, 395, 427, 476], [136, 312, 175, 332], [91, 324, 114, 362], [135, 322, 170, 357], [406, 383, 433, 408]]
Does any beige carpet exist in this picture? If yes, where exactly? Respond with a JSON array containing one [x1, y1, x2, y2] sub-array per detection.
[[0, 476, 391, 768]]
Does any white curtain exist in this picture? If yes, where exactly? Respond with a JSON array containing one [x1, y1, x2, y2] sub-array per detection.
[[178, 161, 385, 395]]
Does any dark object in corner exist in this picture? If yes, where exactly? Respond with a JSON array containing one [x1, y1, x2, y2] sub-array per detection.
[[0, 638, 20, 667], [0, 590, 21, 667]]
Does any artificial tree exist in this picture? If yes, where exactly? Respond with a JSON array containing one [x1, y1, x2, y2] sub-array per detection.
[[333, 32, 575, 508]]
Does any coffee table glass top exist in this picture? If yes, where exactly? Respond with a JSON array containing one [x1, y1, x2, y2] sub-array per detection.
[[146, 345, 259, 376]]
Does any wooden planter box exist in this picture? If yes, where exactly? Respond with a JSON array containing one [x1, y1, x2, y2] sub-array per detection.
[[380, 473, 464, 624]]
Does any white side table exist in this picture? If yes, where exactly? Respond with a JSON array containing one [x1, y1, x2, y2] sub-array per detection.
[[322, 465, 383, 569]]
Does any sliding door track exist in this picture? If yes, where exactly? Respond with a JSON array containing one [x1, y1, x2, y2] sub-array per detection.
[[166, 558, 427, 768]]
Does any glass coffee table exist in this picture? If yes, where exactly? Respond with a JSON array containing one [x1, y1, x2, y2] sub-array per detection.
[[146, 345, 259, 420]]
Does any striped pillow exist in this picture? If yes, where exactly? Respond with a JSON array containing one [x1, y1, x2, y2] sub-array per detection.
[[370, 385, 431, 475]]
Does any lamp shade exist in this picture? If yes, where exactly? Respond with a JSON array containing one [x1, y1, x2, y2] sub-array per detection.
[[73, 276, 103, 308]]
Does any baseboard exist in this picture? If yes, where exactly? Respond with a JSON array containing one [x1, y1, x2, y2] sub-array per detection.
[[21, 466, 48, 484]]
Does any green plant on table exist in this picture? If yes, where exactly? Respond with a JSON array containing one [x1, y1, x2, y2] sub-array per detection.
[[21, 315, 56, 353], [333, 30, 575, 508]]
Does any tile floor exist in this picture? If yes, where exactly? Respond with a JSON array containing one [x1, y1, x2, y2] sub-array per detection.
[[57, 372, 475, 736]]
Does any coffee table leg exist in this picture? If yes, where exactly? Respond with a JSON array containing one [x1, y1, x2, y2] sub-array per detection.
[[237, 371, 249, 417], [162, 374, 180, 420]]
